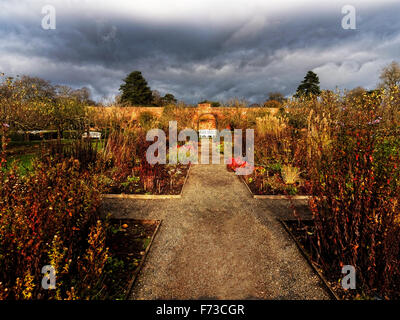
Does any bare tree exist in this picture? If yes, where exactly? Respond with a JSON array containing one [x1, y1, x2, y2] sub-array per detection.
[[379, 61, 400, 91], [346, 86, 366, 101], [151, 90, 162, 106], [267, 92, 285, 103], [14, 75, 56, 102]]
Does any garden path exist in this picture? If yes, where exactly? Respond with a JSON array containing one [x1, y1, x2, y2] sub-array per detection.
[[101, 140, 329, 299]]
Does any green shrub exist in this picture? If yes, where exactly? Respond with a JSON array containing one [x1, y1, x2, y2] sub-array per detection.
[[138, 111, 156, 130]]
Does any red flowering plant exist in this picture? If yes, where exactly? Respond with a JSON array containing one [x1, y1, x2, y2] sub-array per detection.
[[227, 156, 248, 172]]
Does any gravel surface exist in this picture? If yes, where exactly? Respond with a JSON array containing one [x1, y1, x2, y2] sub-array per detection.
[[101, 142, 329, 300]]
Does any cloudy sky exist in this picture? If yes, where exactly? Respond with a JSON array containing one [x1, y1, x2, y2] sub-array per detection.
[[1, 0, 399, 104]]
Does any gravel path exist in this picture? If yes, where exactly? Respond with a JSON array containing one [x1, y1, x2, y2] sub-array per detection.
[[101, 141, 329, 300]]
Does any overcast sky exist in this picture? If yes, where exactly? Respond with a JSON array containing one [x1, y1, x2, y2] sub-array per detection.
[[1, 0, 399, 104]]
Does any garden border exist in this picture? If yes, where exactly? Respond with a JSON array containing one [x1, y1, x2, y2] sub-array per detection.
[[279, 219, 340, 300], [103, 164, 192, 200], [124, 219, 162, 299], [236, 174, 311, 200]]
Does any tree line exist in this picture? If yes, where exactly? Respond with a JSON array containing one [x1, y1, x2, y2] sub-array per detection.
[[119, 61, 400, 109], [265, 61, 400, 106]]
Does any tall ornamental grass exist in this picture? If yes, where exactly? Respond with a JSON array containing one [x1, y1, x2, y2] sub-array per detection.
[[301, 89, 400, 298]]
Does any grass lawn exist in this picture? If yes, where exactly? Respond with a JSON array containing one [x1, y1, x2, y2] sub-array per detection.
[[4, 153, 36, 175], [3, 139, 106, 175]]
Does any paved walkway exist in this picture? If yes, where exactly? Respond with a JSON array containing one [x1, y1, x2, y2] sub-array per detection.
[[101, 142, 329, 300]]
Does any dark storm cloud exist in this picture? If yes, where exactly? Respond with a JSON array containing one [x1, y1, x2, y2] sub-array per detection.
[[0, 0, 400, 103]]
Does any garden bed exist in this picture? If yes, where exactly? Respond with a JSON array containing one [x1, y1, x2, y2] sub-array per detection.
[[227, 159, 311, 198], [232, 171, 310, 199], [280, 219, 359, 300], [103, 164, 191, 199], [243, 165, 310, 196], [103, 219, 161, 299], [239, 175, 310, 199]]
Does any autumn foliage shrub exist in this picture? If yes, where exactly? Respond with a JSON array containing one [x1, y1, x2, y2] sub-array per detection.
[[304, 89, 400, 298], [0, 155, 108, 300], [252, 90, 400, 297]]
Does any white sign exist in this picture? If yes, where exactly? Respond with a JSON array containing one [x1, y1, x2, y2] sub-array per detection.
[[199, 129, 217, 138], [82, 131, 101, 139]]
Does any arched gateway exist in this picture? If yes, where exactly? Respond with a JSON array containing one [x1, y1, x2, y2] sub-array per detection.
[[195, 103, 218, 138]]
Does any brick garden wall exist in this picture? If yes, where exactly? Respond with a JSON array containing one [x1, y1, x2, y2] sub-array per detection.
[[91, 104, 279, 123]]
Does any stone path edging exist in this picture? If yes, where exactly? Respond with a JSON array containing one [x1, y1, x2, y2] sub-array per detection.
[[102, 158, 330, 300]]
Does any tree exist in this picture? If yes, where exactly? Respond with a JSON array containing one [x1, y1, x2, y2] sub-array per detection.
[[162, 93, 177, 106], [151, 91, 177, 106], [42, 96, 86, 139], [0, 75, 87, 140], [55, 85, 73, 98], [295, 71, 321, 97], [263, 100, 281, 108], [55, 85, 95, 105], [0, 75, 53, 134], [14, 75, 56, 102], [198, 100, 220, 107], [345, 86, 366, 103], [267, 92, 285, 103], [151, 90, 162, 106], [379, 61, 400, 91], [119, 71, 153, 106], [71, 87, 96, 105]]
